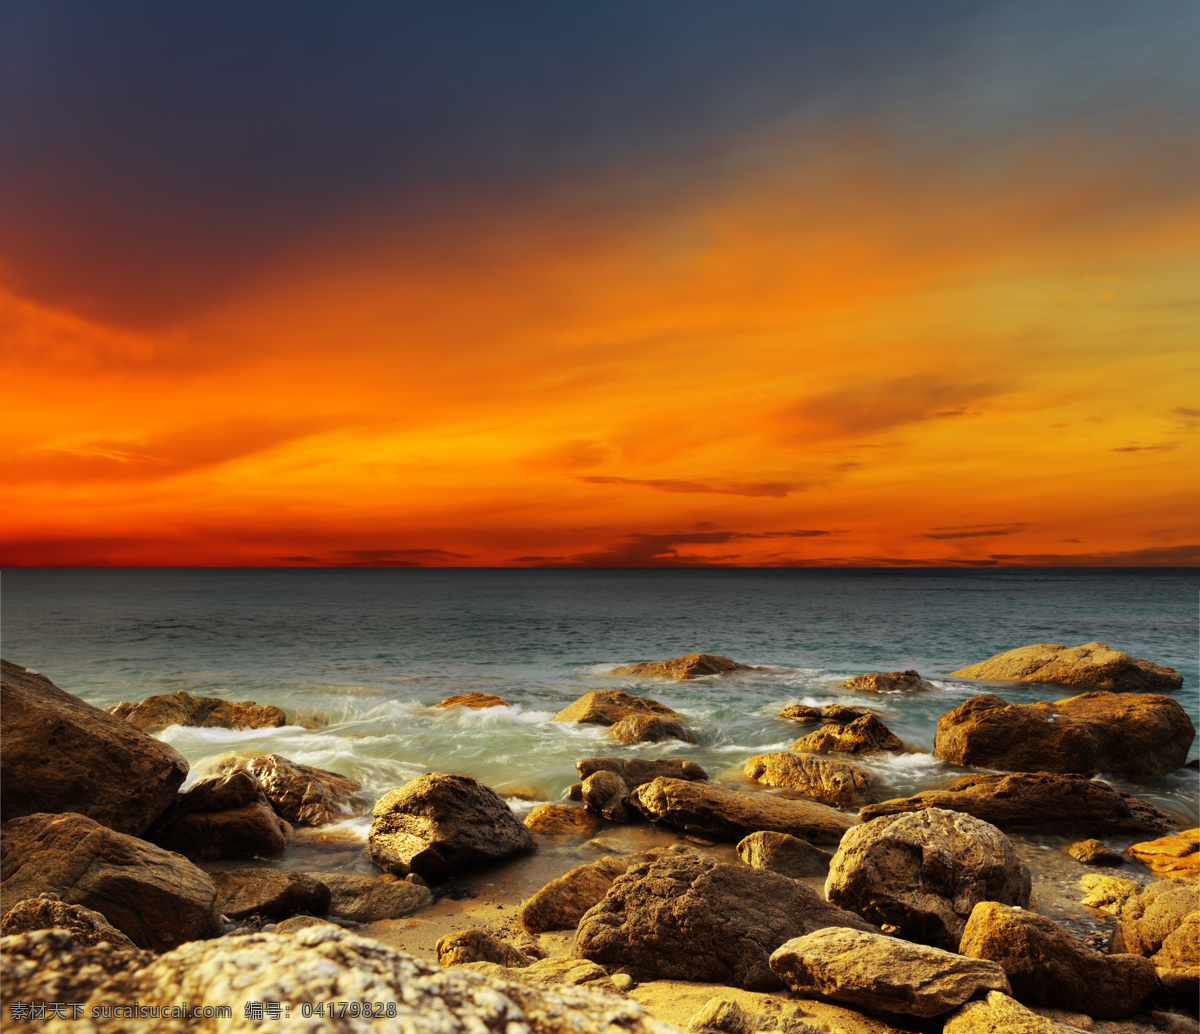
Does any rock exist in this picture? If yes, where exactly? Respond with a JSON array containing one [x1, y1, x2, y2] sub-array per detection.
[[935, 691, 1194, 777], [769, 926, 1010, 1018], [1079, 873, 1141, 912], [222, 754, 361, 826], [0, 659, 188, 836], [1, 924, 674, 1034], [859, 772, 1179, 835], [825, 807, 1031, 950], [524, 804, 604, 836], [630, 777, 856, 844], [107, 689, 286, 733], [608, 713, 696, 744], [578, 757, 707, 786], [959, 900, 1156, 1018], [573, 853, 874, 991], [1150, 1011, 1200, 1034], [211, 869, 331, 920], [743, 752, 876, 806], [437, 928, 532, 967], [1, 897, 137, 950], [581, 770, 633, 822], [274, 914, 339, 934], [1067, 839, 1125, 866], [0, 811, 216, 951], [790, 714, 903, 755], [567, 782, 584, 801], [779, 703, 873, 723], [366, 772, 536, 877], [610, 653, 761, 680], [1126, 828, 1199, 880], [686, 996, 822, 1034], [553, 689, 680, 725], [434, 693, 511, 708], [736, 831, 832, 878], [308, 873, 431, 921], [838, 670, 937, 693], [519, 852, 665, 933], [456, 956, 620, 993], [949, 641, 1183, 691], [148, 771, 292, 861], [1110, 879, 1199, 996], [944, 991, 1094, 1034]]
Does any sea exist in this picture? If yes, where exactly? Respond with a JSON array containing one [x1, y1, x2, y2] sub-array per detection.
[[2, 567, 1197, 881]]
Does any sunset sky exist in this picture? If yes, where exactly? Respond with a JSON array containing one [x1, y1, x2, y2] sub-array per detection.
[[2, 2, 1198, 566]]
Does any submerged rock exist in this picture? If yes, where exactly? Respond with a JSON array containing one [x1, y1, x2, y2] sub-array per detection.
[[789, 714, 903, 756], [608, 713, 696, 744], [0, 660, 188, 836], [933, 691, 1194, 777], [736, 831, 832, 878], [949, 641, 1183, 691], [434, 693, 510, 708], [107, 689, 286, 733], [610, 653, 763, 680], [838, 670, 937, 693], [553, 689, 679, 725], [211, 869, 331, 920], [1, 897, 137, 950], [1126, 828, 1199, 881], [743, 752, 876, 807]]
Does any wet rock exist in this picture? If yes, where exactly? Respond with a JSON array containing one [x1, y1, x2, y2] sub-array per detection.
[[434, 693, 511, 708], [148, 771, 292, 861], [608, 713, 696, 744], [1126, 828, 1199, 881], [223, 753, 361, 826], [0, 811, 216, 951], [577, 757, 708, 787], [790, 714, 903, 755], [1110, 880, 1199, 998], [552, 689, 679, 726], [581, 770, 633, 822], [736, 831, 832, 878], [949, 641, 1183, 691], [859, 772, 1179, 836], [107, 689, 286, 733], [524, 804, 604, 836], [0, 660, 188, 836], [770, 926, 1010, 1018], [457, 957, 620, 993], [686, 996, 822, 1034], [959, 900, 1156, 1019], [825, 807, 1031, 951], [630, 777, 856, 844], [573, 853, 874, 990], [366, 772, 536, 877], [519, 851, 665, 933], [308, 873, 432, 921], [1, 897, 137, 950], [1079, 873, 1141, 913], [944, 991, 1094, 1034], [1067, 839, 1125, 866], [567, 782, 584, 801], [838, 670, 937, 694], [211, 869, 331, 920], [778, 703, 873, 723], [743, 752, 876, 806], [610, 653, 762, 680], [437, 928, 532, 967], [933, 691, 1194, 777]]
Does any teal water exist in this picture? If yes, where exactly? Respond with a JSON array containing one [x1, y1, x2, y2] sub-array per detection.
[[2, 568, 1197, 845]]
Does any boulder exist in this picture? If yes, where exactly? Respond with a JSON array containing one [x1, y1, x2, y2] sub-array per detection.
[[573, 853, 874, 990], [685, 996, 822, 1034], [577, 757, 708, 787], [1067, 839, 1124, 866], [944, 991, 1096, 1034], [1126, 828, 1199, 881], [552, 689, 679, 725], [0, 812, 216, 951], [148, 771, 292, 861], [1079, 873, 1141, 913], [223, 754, 361, 826], [630, 777, 856, 843], [769, 927, 1010, 1018], [838, 670, 937, 693], [437, 928, 532, 968], [367, 772, 536, 877], [1110, 880, 1199, 997], [0, 660, 188, 836], [581, 770, 633, 822], [459, 956, 619, 993], [949, 641, 1183, 691], [107, 689, 286, 733], [933, 691, 1194, 777], [790, 714, 902, 755], [1, 896, 137, 950], [211, 869, 331, 920], [524, 804, 604, 836], [608, 713, 695, 744], [519, 851, 666, 933], [779, 703, 874, 723], [859, 772, 1180, 836], [308, 873, 431, 922], [0, 925, 673, 1034], [743, 752, 876, 806], [825, 807, 1031, 950], [736, 831, 832, 878], [434, 693, 510, 708], [610, 653, 761, 680], [960, 901, 1156, 1018]]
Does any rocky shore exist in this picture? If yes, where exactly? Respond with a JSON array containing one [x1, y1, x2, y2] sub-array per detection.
[[2, 647, 1197, 1034]]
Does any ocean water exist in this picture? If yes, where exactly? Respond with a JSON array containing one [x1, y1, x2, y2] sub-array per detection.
[[3, 568, 1197, 864]]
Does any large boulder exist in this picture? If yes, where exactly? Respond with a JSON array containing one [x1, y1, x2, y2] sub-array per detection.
[[552, 690, 679, 725], [519, 851, 667, 933], [0, 925, 675, 1034], [1126, 828, 1199, 881], [366, 772, 536, 877], [825, 808, 1031, 951], [769, 927, 1010, 1018], [148, 771, 292, 861], [838, 670, 936, 694], [789, 714, 903, 755], [581, 770, 633, 822], [1110, 880, 1199, 998], [944, 991, 1098, 1034], [1, 896, 137, 950], [311, 873, 432, 922], [743, 752, 876, 807], [610, 653, 761, 680], [222, 754, 361, 826], [0, 812, 216, 951], [736, 831, 832, 878], [949, 641, 1183, 691], [859, 772, 1180, 836], [608, 713, 695, 744], [933, 691, 1194, 777], [107, 689, 286, 733], [630, 777, 856, 843], [0, 660, 188, 836], [211, 869, 331, 920], [573, 854, 874, 991], [577, 757, 707, 786], [959, 901, 1156, 1018]]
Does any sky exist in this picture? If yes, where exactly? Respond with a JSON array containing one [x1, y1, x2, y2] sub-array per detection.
[[2, 1, 1198, 566]]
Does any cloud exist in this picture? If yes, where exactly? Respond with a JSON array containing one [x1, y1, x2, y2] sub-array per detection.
[[331, 548, 471, 566], [925, 522, 1030, 540], [578, 475, 800, 498], [1110, 442, 1180, 453], [988, 543, 1200, 566]]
